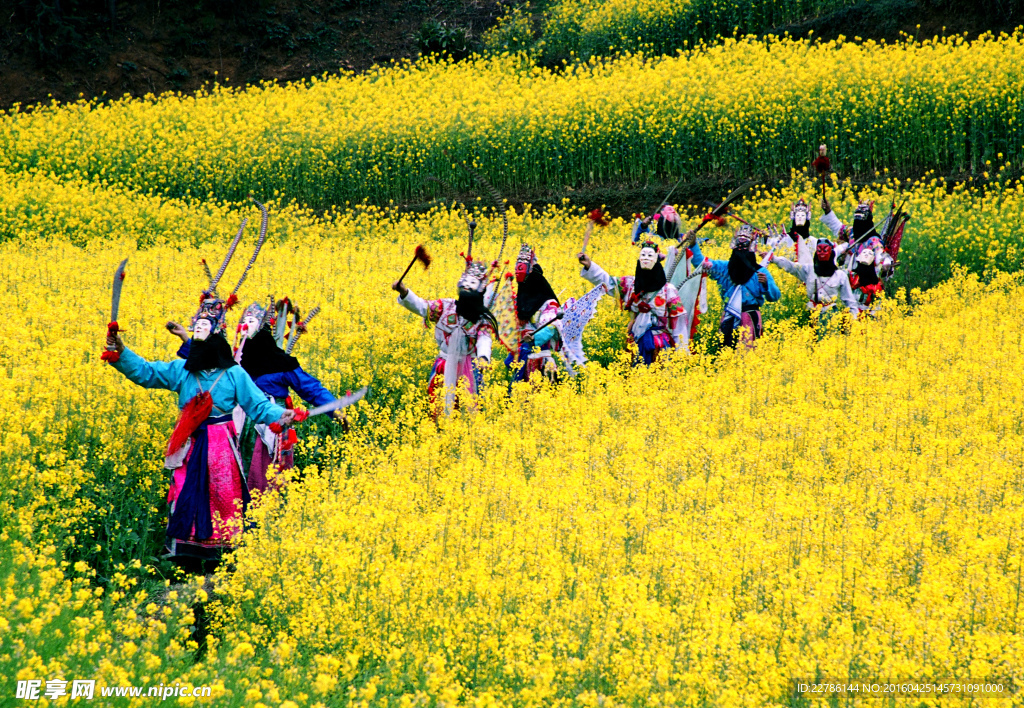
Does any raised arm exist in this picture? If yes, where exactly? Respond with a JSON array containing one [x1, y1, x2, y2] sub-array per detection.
[[110, 347, 186, 391], [230, 369, 288, 426], [395, 285, 430, 319], [285, 367, 337, 408], [578, 257, 616, 292], [820, 210, 844, 238], [769, 255, 808, 282]]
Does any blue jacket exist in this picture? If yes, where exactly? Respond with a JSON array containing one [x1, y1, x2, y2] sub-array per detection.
[[112, 348, 285, 424], [177, 339, 336, 407], [691, 242, 781, 309]]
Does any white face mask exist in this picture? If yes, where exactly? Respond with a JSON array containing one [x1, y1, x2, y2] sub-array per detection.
[[794, 211, 808, 227], [459, 276, 481, 292], [856, 249, 876, 265], [638, 247, 659, 271], [242, 315, 261, 339], [193, 319, 213, 341]]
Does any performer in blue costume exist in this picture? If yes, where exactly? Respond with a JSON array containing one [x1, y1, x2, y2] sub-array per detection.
[[168, 298, 341, 492], [682, 224, 781, 349], [107, 296, 293, 570]]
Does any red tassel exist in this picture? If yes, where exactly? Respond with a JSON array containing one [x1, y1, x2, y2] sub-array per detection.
[[294, 408, 309, 423], [225, 293, 239, 309], [588, 208, 610, 227], [166, 391, 213, 456], [414, 244, 432, 269], [102, 321, 122, 363]]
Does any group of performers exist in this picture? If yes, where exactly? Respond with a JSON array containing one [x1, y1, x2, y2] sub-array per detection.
[[391, 192, 904, 403], [102, 189, 905, 572]]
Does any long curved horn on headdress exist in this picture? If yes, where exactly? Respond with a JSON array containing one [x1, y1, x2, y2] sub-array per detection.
[[463, 165, 509, 266], [259, 294, 274, 329], [200, 258, 214, 286], [227, 197, 270, 306], [285, 305, 320, 355], [209, 218, 248, 295], [423, 174, 474, 233]]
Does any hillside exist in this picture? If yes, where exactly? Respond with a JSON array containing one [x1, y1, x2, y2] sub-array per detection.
[[1, 0, 1019, 110]]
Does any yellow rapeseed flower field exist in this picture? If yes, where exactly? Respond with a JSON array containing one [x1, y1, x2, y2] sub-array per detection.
[[1, 168, 1023, 704], [0, 33, 1021, 208]]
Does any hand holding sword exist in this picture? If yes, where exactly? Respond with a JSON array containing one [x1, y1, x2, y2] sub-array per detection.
[[269, 387, 369, 434], [101, 259, 128, 363]]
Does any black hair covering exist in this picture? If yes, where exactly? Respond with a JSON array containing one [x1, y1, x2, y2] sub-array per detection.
[[240, 328, 300, 380], [852, 211, 875, 240], [456, 290, 500, 335], [727, 250, 758, 285], [655, 216, 680, 240], [813, 254, 838, 278], [633, 259, 667, 294], [184, 333, 237, 372], [854, 261, 880, 287], [790, 221, 810, 239], [516, 265, 559, 322]]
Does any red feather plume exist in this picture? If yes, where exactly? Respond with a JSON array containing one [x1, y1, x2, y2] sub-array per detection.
[[812, 155, 831, 174], [414, 244, 432, 269], [588, 208, 611, 227]]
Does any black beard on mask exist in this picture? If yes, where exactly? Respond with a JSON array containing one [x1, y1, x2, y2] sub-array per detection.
[[516, 265, 559, 322], [456, 290, 500, 336], [184, 332, 237, 372], [814, 257, 838, 278], [456, 290, 486, 322], [790, 221, 810, 239], [633, 259, 667, 294], [240, 327, 300, 380], [852, 214, 874, 240], [854, 261, 880, 287], [727, 250, 758, 285]]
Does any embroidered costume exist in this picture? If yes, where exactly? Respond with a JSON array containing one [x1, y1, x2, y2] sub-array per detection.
[[636, 206, 708, 354], [110, 296, 286, 566], [397, 259, 496, 416], [581, 237, 685, 365], [690, 225, 781, 349], [506, 244, 563, 384]]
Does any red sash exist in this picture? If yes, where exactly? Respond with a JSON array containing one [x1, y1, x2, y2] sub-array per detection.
[[165, 372, 226, 457]]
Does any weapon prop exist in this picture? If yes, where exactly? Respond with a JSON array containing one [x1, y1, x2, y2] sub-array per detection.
[[273, 298, 290, 348], [101, 258, 129, 363], [397, 245, 432, 287], [445, 152, 511, 267], [759, 226, 783, 268], [702, 201, 748, 226], [226, 197, 270, 309], [515, 312, 564, 365], [653, 173, 689, 216], [581, 208, 610, 254], [667, 181, 755, 278], [269, 387, 369, 433], [208, 218, 248, 295], [812, 144, 831, 201], [285, 305, 321, 355]]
